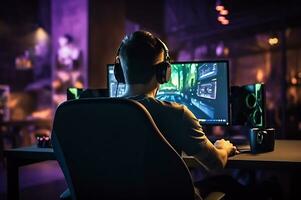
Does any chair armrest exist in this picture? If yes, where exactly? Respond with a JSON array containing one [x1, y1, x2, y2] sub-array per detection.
[[204, 192, 225, 200], [60, 188, 71, 200]]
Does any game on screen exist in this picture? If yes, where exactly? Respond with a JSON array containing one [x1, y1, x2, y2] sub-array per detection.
[[107, 61, 229, 125]]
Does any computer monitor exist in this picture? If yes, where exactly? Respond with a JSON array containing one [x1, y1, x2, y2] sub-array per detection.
[[67, 87, 84, 100], [107, 60, 230, 126], [67, 88, 108, 100], [107, 64, 126, 97]]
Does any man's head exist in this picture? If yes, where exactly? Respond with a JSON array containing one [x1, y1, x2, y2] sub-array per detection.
[[115, 31, 170, 85]]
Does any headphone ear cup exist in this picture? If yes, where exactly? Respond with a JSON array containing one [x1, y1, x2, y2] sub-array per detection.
[[114, 63, 125, 84], [165, 63, 171, 82], [156, 62, 171, 84]]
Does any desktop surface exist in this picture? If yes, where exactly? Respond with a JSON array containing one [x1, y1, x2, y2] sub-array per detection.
[[183, 140, 301, 170], [228, 140, 301, 169]]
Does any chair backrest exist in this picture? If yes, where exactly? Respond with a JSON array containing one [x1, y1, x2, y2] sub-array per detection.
[[52, 98, 195, 200]]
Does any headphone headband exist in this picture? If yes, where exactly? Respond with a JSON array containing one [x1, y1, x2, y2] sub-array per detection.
[[155, 37, 170, 62], [116, 35, 169, 61]]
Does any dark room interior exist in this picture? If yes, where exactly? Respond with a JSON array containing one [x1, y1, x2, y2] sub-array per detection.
[[1, 0, 301, 200]]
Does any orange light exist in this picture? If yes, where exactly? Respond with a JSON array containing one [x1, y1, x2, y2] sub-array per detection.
[[291, 77, 297, 85], [223, 47, 229, 56], [256, 69, 264, 82], [52, 80, 62, 89], [216, 5, 224, 11], [218, 16, 226, 22], [268, 37, 278, 45], [221, 19, 229, 25], [36, 27, 48, 42], [74, 81, 84, 89], [31, 108, 52, 119], [220, 9, 229, 15]]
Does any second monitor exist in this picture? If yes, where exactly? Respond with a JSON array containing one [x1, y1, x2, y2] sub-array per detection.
[[107, 60, 230, 126]]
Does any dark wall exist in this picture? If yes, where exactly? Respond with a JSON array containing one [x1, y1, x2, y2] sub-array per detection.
[[88, 0, 165, 88], [0, 0, 51, 91], [88, 0, 126, 88], [0, 0, 38, 90], [125, 0, 165, 37]]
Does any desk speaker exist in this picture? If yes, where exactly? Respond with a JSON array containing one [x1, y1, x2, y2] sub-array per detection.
[[231, 83, 265, 127]]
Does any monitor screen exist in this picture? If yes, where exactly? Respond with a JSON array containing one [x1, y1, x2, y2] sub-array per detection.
[[67, 87, 84, 100], [107, 61, 230, 125], [67, 88, 108, 100], [107, 64, 126, 97]]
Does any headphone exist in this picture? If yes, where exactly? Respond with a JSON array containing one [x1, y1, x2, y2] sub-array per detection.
[[114, 36, 171, 84]]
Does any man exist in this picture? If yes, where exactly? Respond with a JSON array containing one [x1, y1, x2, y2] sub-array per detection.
[[115, 30, 245, 199], [117, 30, 237, 170], [60, 30, 241, 200]]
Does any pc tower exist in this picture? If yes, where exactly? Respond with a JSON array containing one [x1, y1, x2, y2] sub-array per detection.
[[231, 83, 266, 128]]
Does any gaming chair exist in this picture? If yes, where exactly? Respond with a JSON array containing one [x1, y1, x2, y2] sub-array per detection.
[[52, 98, 195, 200]]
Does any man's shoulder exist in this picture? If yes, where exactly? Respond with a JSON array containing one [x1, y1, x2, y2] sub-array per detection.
[[135, 97, 187, 117], [146, 97, 185, 111], [144, 98, 200, 126]]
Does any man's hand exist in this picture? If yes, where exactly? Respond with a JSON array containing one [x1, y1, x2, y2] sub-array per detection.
[[214, 139, 239, 157]]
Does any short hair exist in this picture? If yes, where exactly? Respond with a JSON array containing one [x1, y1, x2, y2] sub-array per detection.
[[119, 31, 164, 84]]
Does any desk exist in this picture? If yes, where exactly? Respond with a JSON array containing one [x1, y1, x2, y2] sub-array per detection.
[[226, 140, 301, 170], [0, 119, 51, 158], [4, 145, 55, 200], [4, 140, 301, 200], [183, 140, 301, 170]]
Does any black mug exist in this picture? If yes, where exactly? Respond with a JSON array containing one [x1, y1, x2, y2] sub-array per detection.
[[249, 128, 275, 153]]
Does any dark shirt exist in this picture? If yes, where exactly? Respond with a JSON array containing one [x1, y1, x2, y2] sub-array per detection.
[[129, 95, 209, 156]]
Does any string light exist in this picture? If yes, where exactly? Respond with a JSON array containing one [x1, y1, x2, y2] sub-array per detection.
[[218, 16, 226, 22], [221, 19, 229, 25], [220, 9, 229, 15], [215, 0, 224, 11], [215, 0, 230, 25], [216, 5, 224, 11]]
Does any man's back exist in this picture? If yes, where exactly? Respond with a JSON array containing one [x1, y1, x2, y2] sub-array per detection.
[[130, 95, 208, 157], [118, 30, 236, 170], [116, 30, 240, 199]]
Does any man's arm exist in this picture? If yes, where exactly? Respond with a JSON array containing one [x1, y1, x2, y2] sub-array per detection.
[[193, 138, 236, 170], [180, 106, 237, 170]]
